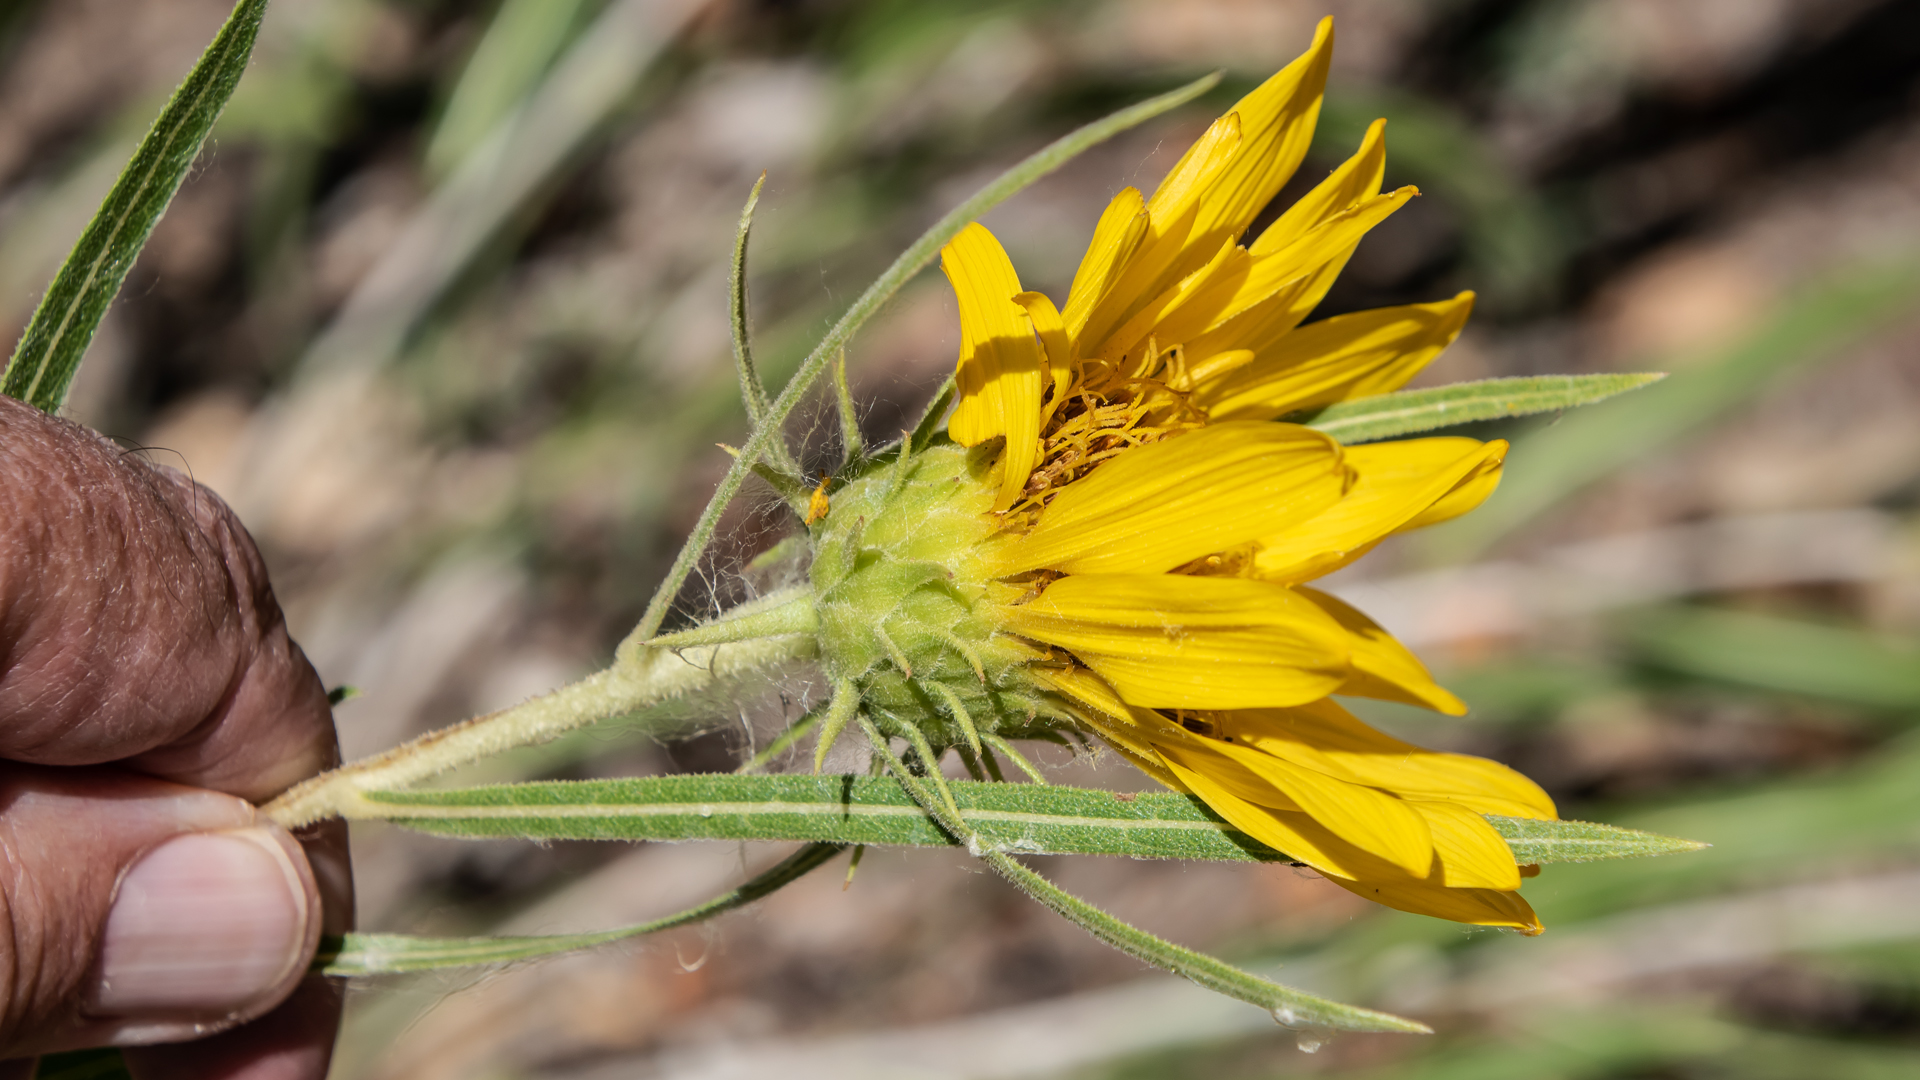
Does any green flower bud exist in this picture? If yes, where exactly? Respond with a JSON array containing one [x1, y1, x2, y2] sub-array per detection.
[[809, 441, 1052, 751]]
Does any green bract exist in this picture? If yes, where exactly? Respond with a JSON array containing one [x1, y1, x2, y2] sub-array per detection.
[[809, 442, 1051, 749]]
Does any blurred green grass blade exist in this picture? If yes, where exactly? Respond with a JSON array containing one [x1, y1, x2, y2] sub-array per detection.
[[425, 0, 589, 180], [316, 841, 843, 976], [31, 1049, 131, 1080], [631, 69, 1223, 641], [1432, 258, 1920, 557], [1619, 605, 1920, 711], [362, 774, 1697, 866], [1339, 1007, 1920, 1080], [302, 0, 704, 380], [1341, 1008, 1739, 1080], [0, 0, 266, 412], [1302, 374, 1665, 444]]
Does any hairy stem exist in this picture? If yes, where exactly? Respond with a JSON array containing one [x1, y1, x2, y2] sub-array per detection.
[[318, 841, 845, 975], [266, 630, 816, 828]]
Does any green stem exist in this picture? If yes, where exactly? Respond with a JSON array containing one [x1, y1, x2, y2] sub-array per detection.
[[265, 629, 816, 828], [981, 850, 1429, 1033], [623, 71, 1222, 645], [316, 841, 845, 975]]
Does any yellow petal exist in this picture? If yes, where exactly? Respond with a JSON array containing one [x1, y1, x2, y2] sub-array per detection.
[[1076, 114, 1242, 358], [1413, 799, 1524, 890], [1223, 699, 1558, 819], [1061, 187, 1149, 344], [1177, 119, 1391, 367], [941, 223, 1044, 511], [995, 422, 1348, 576], [1300, 586, 1466, 715], [1192, 293, 1476, 422], [1251, 115, 1386, 256], [1035, 664, 1135, 722], [1158, 748, 1540, 931], [1174, 16, 1334, 263], [998, 574, 1350, 710], [1161, 733, 1436, 876], [1251, 437, 1506, 583], [1325, 874, 1541, 934], [1031, 667, 1196, 790], [1396, 445, 1505, 533], [1151, 733, 1305, 813], [1098, 186, 1417, 369], [1156, 754, 1374, 877], [1012, 290, 1073, 424]]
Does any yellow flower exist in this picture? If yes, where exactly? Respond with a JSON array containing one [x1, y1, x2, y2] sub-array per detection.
[[930, 17, 1556, 933]]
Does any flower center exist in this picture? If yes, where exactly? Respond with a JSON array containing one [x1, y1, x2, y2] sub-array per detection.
[[1006, 343, 1207, 528]]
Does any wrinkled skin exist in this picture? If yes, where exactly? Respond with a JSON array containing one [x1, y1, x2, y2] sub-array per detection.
[[0, 395, 350, 1079]]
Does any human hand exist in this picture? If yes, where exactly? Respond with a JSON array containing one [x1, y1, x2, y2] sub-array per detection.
[[0, 396, 351, 1079]]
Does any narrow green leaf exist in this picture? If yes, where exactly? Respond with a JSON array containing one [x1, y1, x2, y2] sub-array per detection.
[[833, 348, 864, 464], [628, 70, 1223, 643], [985, 849, 1429, 1033], [861, 715, 1427, 1033], [908, 373, 957, 454], [1492, 814, 1707, 865], [1301, 374, 1665, 444], [1618, 605, 1920, 712], [1, 0, 266, 412], [731, 172, 773, 427], [316, 841, 843, 976], [361, 774, 1699, 866]]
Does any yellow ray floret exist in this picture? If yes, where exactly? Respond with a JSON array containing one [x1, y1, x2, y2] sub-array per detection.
[[919, 16, 1557, 935], [1191, 293, 1475, 421], [999, 574, 1351, 710], [1157, 16, 1335, 281], [992, 422, 1349, 576], [941, 223, 1045, 512], [1251, 435, 1505, 583], [1179, 115, 1391, 373]]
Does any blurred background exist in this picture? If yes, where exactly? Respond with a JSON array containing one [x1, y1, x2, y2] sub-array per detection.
[[11, 0, 1920, 1076]]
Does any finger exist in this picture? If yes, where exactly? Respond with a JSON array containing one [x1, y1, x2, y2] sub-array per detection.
[[121, 976, 345, 1080], [0, 396, 338, 802], [0, 767, 320, 1057]]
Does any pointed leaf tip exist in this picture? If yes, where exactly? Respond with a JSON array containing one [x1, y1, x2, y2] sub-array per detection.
[[1303, 373, 1668, 444]]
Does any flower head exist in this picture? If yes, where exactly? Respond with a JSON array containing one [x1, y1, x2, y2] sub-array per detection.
[[811, 17, 1556, 933]]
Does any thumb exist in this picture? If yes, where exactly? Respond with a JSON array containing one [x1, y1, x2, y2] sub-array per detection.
[[0, 767, 320, 1057]]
